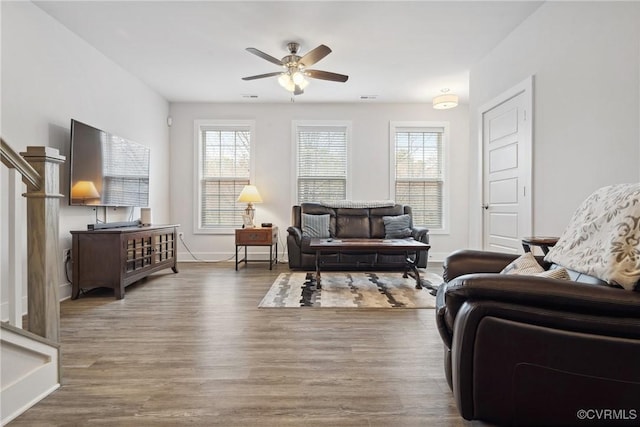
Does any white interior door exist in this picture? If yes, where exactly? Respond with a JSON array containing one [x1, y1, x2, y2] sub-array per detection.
[[482, 83, 532, 253]]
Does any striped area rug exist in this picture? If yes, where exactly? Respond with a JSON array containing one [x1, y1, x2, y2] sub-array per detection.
[[259, 271, 441, 308]]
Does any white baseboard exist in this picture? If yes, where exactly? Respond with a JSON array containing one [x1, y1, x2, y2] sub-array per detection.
[[427, 252, 448, 264], [1, 281, 72, 323], [0, 325, 61, 425], [59, 282, 72, 301], [0, 296, 28, 324]]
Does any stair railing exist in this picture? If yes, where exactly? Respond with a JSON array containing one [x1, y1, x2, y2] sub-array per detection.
[[1, 138, 65, 342]]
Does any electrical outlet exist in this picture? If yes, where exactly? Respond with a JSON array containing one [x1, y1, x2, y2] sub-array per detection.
[[63, 249, 71, 260], [178, 232, 184, 239]]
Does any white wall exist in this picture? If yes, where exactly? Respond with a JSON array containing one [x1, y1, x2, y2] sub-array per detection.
[[169, 102, 469, 263], [468, 1, 640, 247], [1, 1, 170, 316]]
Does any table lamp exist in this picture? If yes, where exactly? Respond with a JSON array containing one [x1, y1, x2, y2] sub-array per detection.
[[237, 185, 262, 228], [71, 180, 100, 205]]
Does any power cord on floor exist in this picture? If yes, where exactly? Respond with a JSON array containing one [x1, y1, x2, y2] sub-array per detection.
[[63, 251, 92, 296], [178, 233, 235, 263], [63, 252, 72, 283]]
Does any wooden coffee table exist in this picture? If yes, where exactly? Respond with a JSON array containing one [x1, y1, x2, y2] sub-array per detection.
[[308, 238, 431, 289]]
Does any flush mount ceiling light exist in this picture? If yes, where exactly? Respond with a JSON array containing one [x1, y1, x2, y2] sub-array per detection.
[[433, 88, 459, 110]]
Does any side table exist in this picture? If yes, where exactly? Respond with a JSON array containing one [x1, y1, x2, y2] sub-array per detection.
[[521, 236, 559, 255], [235, 226, 278, 270]]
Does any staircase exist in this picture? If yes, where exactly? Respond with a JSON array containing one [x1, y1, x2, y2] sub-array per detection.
[[1, 138, 65, 425], [1, 323, 60, 425]]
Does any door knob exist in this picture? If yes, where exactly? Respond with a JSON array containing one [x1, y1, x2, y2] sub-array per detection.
[[482, 204, 489, 210]]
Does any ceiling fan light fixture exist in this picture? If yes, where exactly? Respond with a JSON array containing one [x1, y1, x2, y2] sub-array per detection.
[[433, 88, 459, 110], [277, 73, 289, 88], [292, 71, 306, 85], [277, 70, 309, 93], [284, 78, 296, 92], [243, 42, 347, 96]]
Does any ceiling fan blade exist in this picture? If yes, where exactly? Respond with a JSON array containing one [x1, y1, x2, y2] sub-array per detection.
[[306, 69, 349, 83], [246, 47, 284, 66], [299, 44, 331, 67], [242, 72, 283, 81], [294, 85, 304, 96]]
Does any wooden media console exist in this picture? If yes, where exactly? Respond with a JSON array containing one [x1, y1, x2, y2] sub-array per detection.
[[70, 224, 179, 299]]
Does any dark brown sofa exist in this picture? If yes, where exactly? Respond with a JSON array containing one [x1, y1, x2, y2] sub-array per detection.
[[286, 202, 429, 270], [436, 249, 640, 426]]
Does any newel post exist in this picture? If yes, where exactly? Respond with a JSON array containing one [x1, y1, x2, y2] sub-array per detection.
[[20, 146, 66, 342]]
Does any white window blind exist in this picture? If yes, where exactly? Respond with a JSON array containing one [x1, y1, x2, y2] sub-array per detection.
[[393, 126, 445, 229], [296, 124, 348, 203], [198, 124, 252, 229], [102, 135, 150, 206]]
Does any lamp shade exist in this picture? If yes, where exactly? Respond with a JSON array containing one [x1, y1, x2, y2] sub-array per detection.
[[237, 185, 263, 203], [433, 93, 459, 110], [71, 180, 100, 199]]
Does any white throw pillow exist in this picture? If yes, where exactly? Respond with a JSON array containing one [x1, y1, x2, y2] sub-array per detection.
[[536, 267, 571, 280], [501, 252, 570, 280], [501, 252, 544, 275]]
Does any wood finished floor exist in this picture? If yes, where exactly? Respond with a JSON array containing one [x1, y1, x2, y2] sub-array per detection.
[[11, 263, 475, 426]]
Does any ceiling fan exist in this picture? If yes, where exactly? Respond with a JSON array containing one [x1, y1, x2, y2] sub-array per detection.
[[242, 42, 349, 96]]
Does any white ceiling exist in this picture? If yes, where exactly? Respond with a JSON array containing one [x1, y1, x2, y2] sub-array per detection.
[[34, 1, 543, 104]]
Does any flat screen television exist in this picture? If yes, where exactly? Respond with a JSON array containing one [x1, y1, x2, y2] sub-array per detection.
[[69, 119, 150, 207]]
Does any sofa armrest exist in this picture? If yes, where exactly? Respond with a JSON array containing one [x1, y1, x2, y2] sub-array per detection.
[[443, 249, 522, 282], [286, 226, 302, 245], [437, 273, 640, 351], [446, 273, 640, 321], [411, 226, 429, 243], [286, 226, 303, 268]]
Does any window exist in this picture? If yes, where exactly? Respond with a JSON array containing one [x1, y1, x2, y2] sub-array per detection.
[[390, 122, 448, 232], [101, 134, 150, 207], [194, 120, 255, 232], [293, 121, 351, 204]]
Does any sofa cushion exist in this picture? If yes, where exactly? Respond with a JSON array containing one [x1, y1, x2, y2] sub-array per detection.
[[302, 213, 330, 238], [383, 214, 412, 238], [335, 208, 370, 238]]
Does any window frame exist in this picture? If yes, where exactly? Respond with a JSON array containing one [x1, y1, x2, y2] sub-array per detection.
[[389, 121, 450, 234], [193, 119, 256, 235], [291, 120, 353, 205]]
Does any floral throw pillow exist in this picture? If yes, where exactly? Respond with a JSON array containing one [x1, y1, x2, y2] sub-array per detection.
[[544, 183, 640, 291]]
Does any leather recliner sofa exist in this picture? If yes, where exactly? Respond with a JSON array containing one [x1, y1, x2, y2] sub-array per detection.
[[287, 202, 429, 270], [437, 183, 640, 426], [436, 249, 640, 426]]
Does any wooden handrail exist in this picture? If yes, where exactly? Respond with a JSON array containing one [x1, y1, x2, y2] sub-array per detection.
[[1, 138, 41, 189]]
